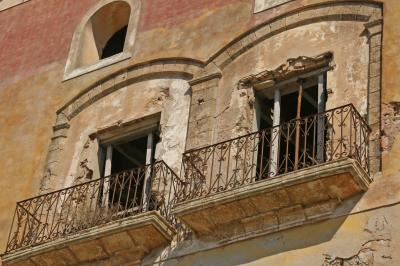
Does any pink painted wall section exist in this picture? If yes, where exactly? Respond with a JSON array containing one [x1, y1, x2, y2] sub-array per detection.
[[0, 0, 254, 85], [139, 0, 249, 30], [0, 0, 97, 85]]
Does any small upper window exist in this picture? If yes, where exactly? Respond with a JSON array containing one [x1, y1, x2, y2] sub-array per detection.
[[64, 0, 141, 80], [77, 1, 131, 67]]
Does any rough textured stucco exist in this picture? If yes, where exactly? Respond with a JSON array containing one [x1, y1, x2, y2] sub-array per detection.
[[0, 0, 399, 265], [215, 20, 369, 141]]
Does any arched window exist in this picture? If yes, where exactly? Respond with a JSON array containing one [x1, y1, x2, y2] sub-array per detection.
[[64, 0, 140, 80]]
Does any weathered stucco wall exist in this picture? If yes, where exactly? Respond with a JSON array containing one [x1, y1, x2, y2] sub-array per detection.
[[145, 203, 399, 265], [0, 0, 399, 265], [215, 20, 369, 141], [45, 77, 190, 192]]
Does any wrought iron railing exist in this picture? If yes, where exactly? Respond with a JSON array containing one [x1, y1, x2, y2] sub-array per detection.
[[178, 104, 370, 202], [5, 161, 184, 253]]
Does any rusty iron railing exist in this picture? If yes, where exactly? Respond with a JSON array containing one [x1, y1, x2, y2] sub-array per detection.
[[178, 104, 370, 202], [5, 161, 184, 253]]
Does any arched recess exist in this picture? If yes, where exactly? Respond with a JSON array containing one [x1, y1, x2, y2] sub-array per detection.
[[64, 0, 141, 80], [40, 58, 205, 193]]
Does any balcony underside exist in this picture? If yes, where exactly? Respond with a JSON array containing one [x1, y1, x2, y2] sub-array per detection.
[[2, 211, 175, 266], [173, 158, 371, 241]]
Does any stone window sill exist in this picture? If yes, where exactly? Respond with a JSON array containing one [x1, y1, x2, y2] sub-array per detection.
[[0, 0, 30, 12], [63, 52, 131, 81]]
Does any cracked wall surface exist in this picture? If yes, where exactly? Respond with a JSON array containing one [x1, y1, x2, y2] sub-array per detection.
[[213, 20, 369, 142], [144, 204, 399, 265]]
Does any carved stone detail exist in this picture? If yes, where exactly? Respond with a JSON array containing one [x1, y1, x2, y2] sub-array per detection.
[[238, 52, 333, 87]]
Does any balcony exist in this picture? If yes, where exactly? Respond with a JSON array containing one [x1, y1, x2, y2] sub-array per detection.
[[173, 104, 372, 240], [2, 161, 181, 266]]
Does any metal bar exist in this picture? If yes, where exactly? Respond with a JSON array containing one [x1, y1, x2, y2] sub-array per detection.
[[270, 88, 281, 177], [294, 80, 304, 170], [317, 74, 326, 162], [143, 133, 154, 211], [5, 161, 181, 254]]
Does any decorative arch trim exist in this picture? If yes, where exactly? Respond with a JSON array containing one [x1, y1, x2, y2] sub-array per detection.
[[207, 1, 382, 71], [56, 58, 205, 126]]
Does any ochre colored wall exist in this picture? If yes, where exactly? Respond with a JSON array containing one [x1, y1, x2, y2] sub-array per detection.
[[381, 0, 400, 177], [0, 1, 399, 265], [157, 204, 400, 265]]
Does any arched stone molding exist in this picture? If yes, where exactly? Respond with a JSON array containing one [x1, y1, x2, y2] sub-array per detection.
[[206, 1, 382, 71], [63, 0, 141, 80]]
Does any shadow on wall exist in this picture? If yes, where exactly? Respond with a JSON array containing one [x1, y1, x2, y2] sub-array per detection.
[[149, 195, 364, 265]]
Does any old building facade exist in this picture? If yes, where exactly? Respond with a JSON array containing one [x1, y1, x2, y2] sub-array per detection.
[[0, 0, 399, 265]]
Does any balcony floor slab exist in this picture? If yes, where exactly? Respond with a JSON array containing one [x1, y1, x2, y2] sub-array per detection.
[[173, 158, 371, 241], [2, 211, 175, 266]]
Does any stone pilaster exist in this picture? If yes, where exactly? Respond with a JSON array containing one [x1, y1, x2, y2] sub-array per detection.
[[186, 74, 220, 150], [365, 19, 383, 174], [39, 113, 70, 194]]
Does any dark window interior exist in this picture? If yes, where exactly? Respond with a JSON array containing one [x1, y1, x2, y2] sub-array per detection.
[[256, 78, 323, 179], [106, 131, 159, 212], [101, 25, 128, 59], [111, 135, 148, 174], [279, 85, 318, 122]]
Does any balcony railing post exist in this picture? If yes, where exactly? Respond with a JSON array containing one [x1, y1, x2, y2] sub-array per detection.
[[317, 74, 326, 163], [270, 88, 281, 177], [294, 80, 304, 170]]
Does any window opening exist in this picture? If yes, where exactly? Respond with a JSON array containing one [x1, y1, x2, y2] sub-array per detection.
[[101, 129, 160, 215], [101, 25, 128, 59], [255, 73, 326, 179]]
